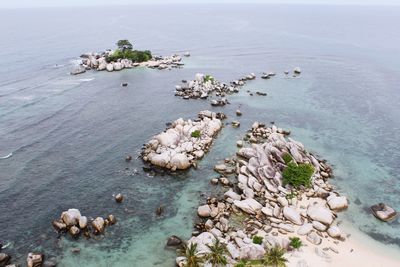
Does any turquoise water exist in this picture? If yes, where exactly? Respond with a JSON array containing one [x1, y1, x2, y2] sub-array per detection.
[[0, 4, 399, 266]]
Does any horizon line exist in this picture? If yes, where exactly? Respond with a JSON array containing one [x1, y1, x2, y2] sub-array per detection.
[[1, 2, 400, 10]]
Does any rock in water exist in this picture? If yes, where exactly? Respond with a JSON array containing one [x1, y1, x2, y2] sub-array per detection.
[[69, 226, 80, 238], [78, 216, 88, 229], [92, 217, 105, 234], [294, 67, 302, 74], [61, 208, 81, 226], [27, 253, 43, 267], [115, 193, 124, 203], [0, 253, 10, 266], [107, 215, 117, 225], [370, 203, 397, 222], [167, 235, 183, 247]]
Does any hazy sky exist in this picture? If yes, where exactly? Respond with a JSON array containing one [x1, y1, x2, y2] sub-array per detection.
[[1, 0, 399, 8]]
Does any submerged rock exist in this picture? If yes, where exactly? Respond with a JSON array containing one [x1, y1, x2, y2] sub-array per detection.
[[167, 235, 183, 247]]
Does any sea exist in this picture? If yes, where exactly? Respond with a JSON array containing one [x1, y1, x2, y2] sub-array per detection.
[[0, 3, 399, 266]]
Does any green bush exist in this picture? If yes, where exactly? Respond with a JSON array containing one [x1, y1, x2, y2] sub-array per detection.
[[289, 237, 302, 249], [106, 49, 152, 63], [282, 153, 293, 164], [234, 260, 247, 267], [282, 162, 314, 188], [252, 236, 263, 245], [204, 75, 214, 82], [191, 130, 201, 138]]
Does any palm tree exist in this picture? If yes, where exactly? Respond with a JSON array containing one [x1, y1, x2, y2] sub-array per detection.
[[263, 246, 288, 267], [205, 239, 228, 266], [179, 242, 203, 267]]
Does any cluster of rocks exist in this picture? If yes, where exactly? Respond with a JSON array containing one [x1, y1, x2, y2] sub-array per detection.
[[141, 111, 225, 171], [174, 73, 256, 101], [176, 123, 349, 266], [0, 252, 47, 267], [52, 208, 116, 239], [70, 52, 185, 75]]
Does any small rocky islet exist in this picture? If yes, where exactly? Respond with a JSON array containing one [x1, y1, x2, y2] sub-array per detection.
[[141, 110, 226, 171], [71, 39, 188, 75]]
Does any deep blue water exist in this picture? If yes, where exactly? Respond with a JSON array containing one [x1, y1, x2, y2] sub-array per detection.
[[0, 4, 399, 266]]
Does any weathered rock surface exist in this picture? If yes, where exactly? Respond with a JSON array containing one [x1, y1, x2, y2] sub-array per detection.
[[327, 195, 348, 211], [371, 203, 398, 222], [307, 205, 334, 225]]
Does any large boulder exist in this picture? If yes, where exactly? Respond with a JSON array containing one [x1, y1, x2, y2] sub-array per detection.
[[156, 129, 180, 147], [92, 217, 105, 234], [0, 253, 10, 266], [106, 63, 114, 72], [224, 189, 241, 201], [307, 204, 334, 225], [79, 216, 88, 229], [234, 199, 263, 215], [198, 205, 211, 217], [297, 223, 313, 235], [327, 195, 348, 211], [239, 244, 266, 260], [283, 206, 302, 225], [327, 226, 342, 239], [188, 232, 215, 254], [61, 209, 81, 226], [170, 153, 190, 170], [27, 253, 43, 267], [370, 203, 398, 222], [149, 152, 170, 168]]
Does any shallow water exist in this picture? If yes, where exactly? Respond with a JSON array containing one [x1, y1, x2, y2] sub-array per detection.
[[0, 4, 399, 266]]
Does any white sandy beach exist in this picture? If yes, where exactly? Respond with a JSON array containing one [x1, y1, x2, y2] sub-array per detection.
[[287, 220, 400, 267]]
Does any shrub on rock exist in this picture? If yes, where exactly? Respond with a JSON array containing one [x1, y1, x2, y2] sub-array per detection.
[[283, 162, 314, 188]]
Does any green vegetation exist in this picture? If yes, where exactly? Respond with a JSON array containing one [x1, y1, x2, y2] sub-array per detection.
[[191, 130, 201, 138], [204, 75, 215, 82], [282, 162, 314, 188], [235, 260, 248, 267], [282, 153, 293, 164], [285, 191, 297, 200], [289, 237, 303, 249], [252, 236, 263, 245], [263, 246, 288, 267], [106, 39, 152, 63], [205, 239, 228, 266], [179, 243, 203, 267], [117, 39, 133, 51]]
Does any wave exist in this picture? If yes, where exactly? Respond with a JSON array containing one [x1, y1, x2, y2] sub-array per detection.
[[0, 152, 12, 159], [79, 78, 95, 82]]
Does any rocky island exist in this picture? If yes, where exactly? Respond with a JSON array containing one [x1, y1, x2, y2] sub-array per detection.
[[174, 123, 350, 267], [71, 39, 185, 75], [141, 111, 225, 171]]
